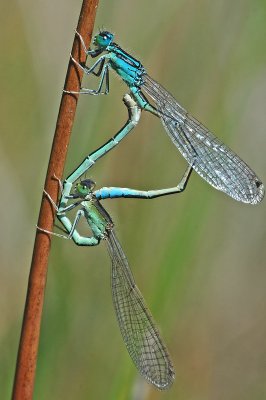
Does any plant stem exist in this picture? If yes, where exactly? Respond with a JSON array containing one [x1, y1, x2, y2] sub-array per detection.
[[12, 1, 99, 398]]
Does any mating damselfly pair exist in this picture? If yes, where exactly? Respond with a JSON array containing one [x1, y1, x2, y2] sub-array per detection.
[[39, 30, 264, 390]]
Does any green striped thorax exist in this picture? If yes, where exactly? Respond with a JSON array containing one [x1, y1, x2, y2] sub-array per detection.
[[75, 179, 113, 238]]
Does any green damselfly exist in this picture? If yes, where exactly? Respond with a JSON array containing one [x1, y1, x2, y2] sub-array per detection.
[[39, 95, 192, 389]]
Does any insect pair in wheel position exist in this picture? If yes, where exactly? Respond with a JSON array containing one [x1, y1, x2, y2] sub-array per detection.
[[39, 31, 264, 389]]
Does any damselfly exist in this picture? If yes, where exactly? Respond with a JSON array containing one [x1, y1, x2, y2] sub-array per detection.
[[68, 30, 264, 205], [39, 95, 193, 389]]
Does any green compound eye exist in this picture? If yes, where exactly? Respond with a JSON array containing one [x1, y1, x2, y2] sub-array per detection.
[[75, 180, 95, 196]]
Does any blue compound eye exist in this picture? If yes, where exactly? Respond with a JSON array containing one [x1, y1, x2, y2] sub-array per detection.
[[94, 31, 114, 48]]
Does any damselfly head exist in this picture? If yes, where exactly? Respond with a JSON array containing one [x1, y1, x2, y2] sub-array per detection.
[[75, 179, 96, 197], [93, 31, 114, 49]]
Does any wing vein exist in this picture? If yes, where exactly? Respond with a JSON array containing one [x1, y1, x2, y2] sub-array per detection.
[[106, 230, 175, 389], [142, 74, 264, 204]]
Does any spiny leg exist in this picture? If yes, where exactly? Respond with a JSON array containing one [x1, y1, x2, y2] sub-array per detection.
[[43, 188, 81, 214], [75, 29, 88, 54], [38, 193, 100, 246], [37, 189, 83, 239], [38, 214, 100, 246], [72, 53, 107, 76], [90, 57, 105, 77], [43, 189, 59, 212], [78, 64, 109, 95], [52, 174, 63, 194], [64, 54, 110, 95], [74, 30, 100, 58], [57, 213, 100, 246]]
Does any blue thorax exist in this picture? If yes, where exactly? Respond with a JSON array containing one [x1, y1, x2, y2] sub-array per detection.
[[107, 42, 146, 87]]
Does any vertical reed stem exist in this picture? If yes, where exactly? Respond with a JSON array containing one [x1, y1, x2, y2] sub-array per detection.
[[12, 1, 99, 398]]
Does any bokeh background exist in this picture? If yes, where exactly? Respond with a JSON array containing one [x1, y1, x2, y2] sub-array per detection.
[[1, 0, 266, 399]]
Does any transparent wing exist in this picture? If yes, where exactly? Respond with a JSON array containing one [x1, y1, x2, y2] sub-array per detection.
[[142, 74, 264, 204], [106, 230, 174, 389]]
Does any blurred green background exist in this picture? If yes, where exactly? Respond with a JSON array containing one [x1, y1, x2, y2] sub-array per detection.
[[1, 0, 266, 399]]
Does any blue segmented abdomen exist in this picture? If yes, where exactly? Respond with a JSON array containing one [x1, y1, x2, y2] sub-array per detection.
[[95, 187, 145, 199]]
